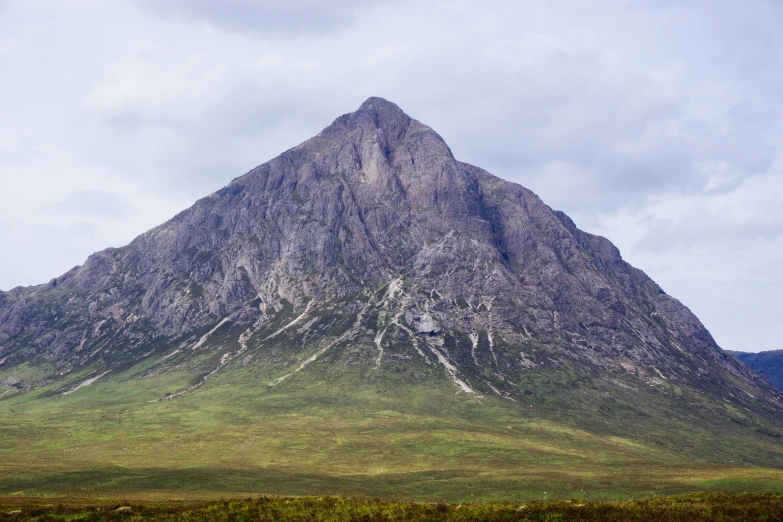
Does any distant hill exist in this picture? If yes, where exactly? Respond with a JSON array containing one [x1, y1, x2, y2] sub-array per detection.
[[729, 350, 783, 392]]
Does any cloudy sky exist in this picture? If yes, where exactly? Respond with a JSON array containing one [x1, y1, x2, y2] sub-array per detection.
[[0, 0, 781, 353]]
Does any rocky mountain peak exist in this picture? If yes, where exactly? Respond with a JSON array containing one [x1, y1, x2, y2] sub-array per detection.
[[357, 96, 410, 125], [307, 97, 456, 196], [0, 98, 781, 430]]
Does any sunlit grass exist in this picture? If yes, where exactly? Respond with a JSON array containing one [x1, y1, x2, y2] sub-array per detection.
[[3, 355, 783, 502]]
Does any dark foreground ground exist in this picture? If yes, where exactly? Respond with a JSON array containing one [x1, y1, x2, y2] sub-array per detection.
[[2, 493, 783, 521]]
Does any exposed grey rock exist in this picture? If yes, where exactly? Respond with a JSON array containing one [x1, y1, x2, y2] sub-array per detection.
[[0, 377, 22, 388], [0, 97, 778, 409]]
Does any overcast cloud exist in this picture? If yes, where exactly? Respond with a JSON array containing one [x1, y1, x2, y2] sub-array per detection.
[[0, 0, 781, 353]]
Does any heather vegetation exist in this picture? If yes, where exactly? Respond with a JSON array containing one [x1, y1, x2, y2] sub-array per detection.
[[3, 493, 783, 521]]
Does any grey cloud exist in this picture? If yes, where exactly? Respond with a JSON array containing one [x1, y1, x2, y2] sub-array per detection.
[[637, 219, 783, 254], [46, 190, 133, 219], [131, 0, 399, 36], [665, 278, 783, 353], [0, 220, 99, 291], [421, 54, 778, 215], [79, 8, 781, 218], [82, 93, 335, 197], [70, 0, 783, 218], [705, 0, 783, 100]]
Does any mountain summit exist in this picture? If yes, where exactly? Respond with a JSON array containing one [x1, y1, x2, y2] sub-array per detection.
[[0, 97, 772, 397], [1, 98, 782, 498]]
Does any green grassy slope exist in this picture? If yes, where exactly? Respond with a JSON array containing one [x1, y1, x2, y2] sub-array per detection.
[[2, 326, 783, 502]]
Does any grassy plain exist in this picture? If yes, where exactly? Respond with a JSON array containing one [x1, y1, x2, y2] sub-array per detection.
[[2, 346, 783, 503], [2, 311, 783, 503]]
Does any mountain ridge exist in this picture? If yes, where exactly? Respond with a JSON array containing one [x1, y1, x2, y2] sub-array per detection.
[[0, 97, 774, 403], [730, 349, 783, 393]]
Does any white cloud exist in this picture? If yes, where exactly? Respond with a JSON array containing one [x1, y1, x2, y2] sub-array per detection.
[[46, 190, 133, 219], [590, 166, 783, 352]]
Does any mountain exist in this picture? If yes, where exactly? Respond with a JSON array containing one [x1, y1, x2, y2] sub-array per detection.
[[730, 350, 783, 392], [1, 97, 783, 500]]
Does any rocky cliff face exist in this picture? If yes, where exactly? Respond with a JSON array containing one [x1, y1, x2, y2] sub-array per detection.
[[0, 98, 779, 412]]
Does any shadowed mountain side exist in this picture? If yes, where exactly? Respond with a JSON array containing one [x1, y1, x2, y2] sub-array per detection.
[[730, 350, 783, 392]]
